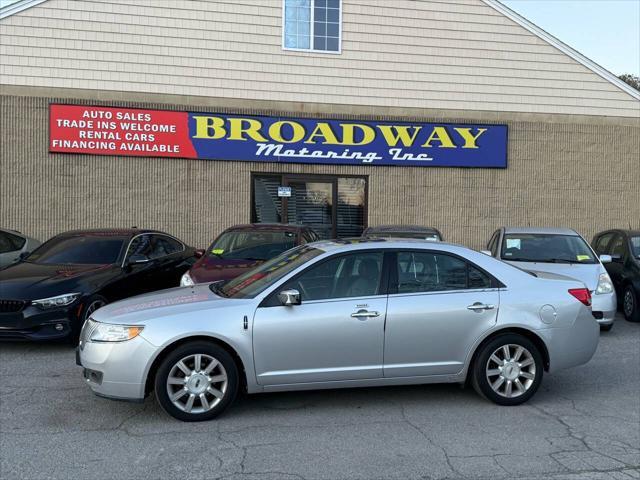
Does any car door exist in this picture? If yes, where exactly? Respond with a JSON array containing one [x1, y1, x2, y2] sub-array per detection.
[[607, 233, 628, 293], [384, 250, 500, 377], [115, 234, 158, 297], [252, 250, 388, 385], [148, 234, 189, 288]]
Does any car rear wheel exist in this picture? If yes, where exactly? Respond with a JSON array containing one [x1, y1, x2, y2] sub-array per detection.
[[623, 286, 640, 322], [471, 334, 543, 406], [155, 342, 239, 422]]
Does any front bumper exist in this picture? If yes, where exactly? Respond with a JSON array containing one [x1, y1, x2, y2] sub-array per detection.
[[591, 291, 617, 326], [0, 303, 80, 340], [78, 334, 156, 401]]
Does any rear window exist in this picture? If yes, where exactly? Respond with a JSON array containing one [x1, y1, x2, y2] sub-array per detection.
[[208, 230, 297, 261], [501, 234, 596, 264]]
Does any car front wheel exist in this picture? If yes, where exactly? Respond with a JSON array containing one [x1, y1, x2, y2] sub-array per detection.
[[623, 286, 640, 322], [155, 342, 239, 422], [471, 334, 543, 406]]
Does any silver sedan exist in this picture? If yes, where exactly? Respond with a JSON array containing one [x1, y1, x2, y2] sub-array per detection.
[[78, 239, 600, 421]]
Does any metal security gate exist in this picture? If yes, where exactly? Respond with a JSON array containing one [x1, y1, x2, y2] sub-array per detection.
[[251, 174, 368, 240]]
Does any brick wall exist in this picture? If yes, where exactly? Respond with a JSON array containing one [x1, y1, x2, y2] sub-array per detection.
[[1, 93, 638, 250]]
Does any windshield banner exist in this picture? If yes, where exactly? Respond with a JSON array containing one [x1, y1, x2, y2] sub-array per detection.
[[50, 104, 508, 168]]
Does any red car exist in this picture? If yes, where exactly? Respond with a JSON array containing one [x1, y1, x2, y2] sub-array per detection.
[[180, 223, 318, 286]]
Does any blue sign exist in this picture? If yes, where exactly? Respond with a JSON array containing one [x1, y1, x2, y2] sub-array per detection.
[[188, 114, 508, 168]]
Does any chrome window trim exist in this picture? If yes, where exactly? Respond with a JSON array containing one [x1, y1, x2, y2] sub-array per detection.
[[120, 233, 186, 268]]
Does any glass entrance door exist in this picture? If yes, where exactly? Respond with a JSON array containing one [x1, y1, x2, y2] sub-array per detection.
[[252, 174, 368, 240], [284, 179, 335, 239]]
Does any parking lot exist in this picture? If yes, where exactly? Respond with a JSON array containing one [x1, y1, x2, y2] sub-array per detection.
[[0, 314, 638, 480]]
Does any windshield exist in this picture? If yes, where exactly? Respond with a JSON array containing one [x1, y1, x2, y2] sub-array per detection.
[[208, 230, 298, 261], [211, 245, 323, 299], [501, 234, 596, 264], [632, 236, 640, 258], [366, 231, 440, 241], [26, 235, 126, 265]]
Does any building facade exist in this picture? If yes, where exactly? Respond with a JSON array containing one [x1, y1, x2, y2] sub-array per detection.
[[1, 0, 639, 249]]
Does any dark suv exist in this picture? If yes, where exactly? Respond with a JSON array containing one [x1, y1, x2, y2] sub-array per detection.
[[181, 223, 318, 285], [592, 229, 640, 322]]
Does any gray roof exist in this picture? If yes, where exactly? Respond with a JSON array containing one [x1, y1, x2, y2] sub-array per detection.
[[503, 227, 580, 236]]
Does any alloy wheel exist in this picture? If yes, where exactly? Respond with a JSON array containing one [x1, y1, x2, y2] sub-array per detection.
[[485, 344, 536, 398], [85, 299, 106, 319], [624, 289, 635, 318], [166, 354, 228, 414]]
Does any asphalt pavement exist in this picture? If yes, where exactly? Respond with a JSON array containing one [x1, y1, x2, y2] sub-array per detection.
[[1, 314, 638, 480]]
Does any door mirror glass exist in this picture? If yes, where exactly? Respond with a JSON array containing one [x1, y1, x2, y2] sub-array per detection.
[[599, 254, 612, 264], [128, 253, 151, 265], [278, 289, 301, 306]]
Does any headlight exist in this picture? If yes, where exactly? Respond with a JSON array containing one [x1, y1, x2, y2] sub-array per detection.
[[89, 322, 144, 342], [32, 293, 81, 309], [595, 272, 614, 294], [180, 271, 195, 287]]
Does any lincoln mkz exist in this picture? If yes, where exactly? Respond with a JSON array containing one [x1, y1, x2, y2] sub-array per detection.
[[78, 239, 600, 421]]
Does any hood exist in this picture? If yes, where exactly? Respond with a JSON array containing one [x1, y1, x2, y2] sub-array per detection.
[[91, 283, 255, 325], [0, 261, 117, 300], [189, 255, 264, 283], [505, 260, 604, 290]]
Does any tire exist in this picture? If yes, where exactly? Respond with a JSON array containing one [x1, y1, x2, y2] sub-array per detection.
[[623, 285, 640, 323], [69, 294, 107, 344], [154, 341, 239, 422], [600, 323, 614, 332], [471, 334, 543, 406]]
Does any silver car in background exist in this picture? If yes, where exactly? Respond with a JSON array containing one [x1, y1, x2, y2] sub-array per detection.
[[78, 239, 599, 422], [485, 227, 617, 331], [0, 228, 40, 268]]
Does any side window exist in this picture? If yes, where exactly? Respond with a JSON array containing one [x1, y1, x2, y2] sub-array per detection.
[[126, 234, 153, 259], [610, 234, 626, 258], [0, 232, 14, 254], [594, 233, 614, 254], [151, 235, 184, 258], [396, 252, 491, 294], [487, 231, 499, 256], [284, 251, 383, 301]]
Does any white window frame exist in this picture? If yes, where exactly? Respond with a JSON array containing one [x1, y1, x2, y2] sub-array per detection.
[[282, 0, 342, 55]]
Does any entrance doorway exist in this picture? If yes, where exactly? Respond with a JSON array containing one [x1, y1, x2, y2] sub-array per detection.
[[252, 174, 368, 239]]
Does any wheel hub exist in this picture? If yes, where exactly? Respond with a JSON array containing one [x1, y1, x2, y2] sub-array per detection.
[[501, 361, 521, 381], [185, 373, 209, 395]]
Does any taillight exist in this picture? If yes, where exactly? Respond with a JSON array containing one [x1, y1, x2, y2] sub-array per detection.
[[569, 288, 592, 307]]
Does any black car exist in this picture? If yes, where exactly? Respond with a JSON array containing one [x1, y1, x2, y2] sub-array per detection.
[[0, 228, 202, 341], [362, 224, 443, 241], [592, 229, 640, 322]]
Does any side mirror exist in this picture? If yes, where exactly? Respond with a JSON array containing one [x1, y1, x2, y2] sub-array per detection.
[[18, 251, 30, 261], [480, 250, 492, 256], [277, 289, 301, 306], [194, 249, 205, 259], [599, 254, 612, 264], [128, 253, 151, 265], [610, 254, 623, 263]]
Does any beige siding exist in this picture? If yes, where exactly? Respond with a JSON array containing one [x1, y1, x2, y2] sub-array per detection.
[[1, 0, 638, 117], [1, 95, 639, 249]]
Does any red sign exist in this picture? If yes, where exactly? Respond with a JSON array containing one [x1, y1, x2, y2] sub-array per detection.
[[49, 104, 196, 158]]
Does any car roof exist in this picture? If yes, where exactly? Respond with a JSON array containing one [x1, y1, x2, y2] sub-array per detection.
[[224, 223, 307, 232], [55, 228, 165, 237], [364, 225, 441, 234], [595, 229, 640, 237], [502, 227, 579, 236], [309, 237, 463, 253]]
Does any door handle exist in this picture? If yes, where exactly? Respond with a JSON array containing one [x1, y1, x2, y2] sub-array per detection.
[[351, 309, 380, 320], [467, 303, 495, 312]]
